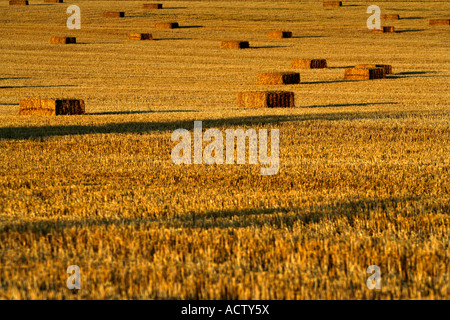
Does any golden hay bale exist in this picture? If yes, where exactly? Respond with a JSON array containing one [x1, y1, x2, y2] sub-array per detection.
[[267, 31, 293, 39], [9, 0, 29, 5], [128, 33, 152, 40], [355, 64, 392, 75], [429, 19, 450, 25], [257, 72, 300, 85], [382, 14, 400, 20], [142, 3, 162, 9], [344, 67, 385, 80], [103, 12, 125, 18], [49, 36, 76, 44], [220, 41, 249, 49], [323, 1, 342, 7], [237, 91, 295, 108], [155, 22, 179, 29], [372, 26, 395, 33], [291, 59, 327, 69], [19, 99, 85, 115]]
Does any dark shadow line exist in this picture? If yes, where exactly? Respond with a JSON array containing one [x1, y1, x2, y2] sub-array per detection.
[[395, 29, 425, 33], [163, 7, 188, 10], [401, 17, 423, 20], [250, 45, 290, 49], [0, 103, 19, 106], [152, 38, 192, 41], [301, 80, 351, 84], [0, 85, 76, 89], [302, 102, 397, 108], [0, 110, 432, 140], [0, 77, 32, 81], [177, 26, 203, 29], [328, 66, 354, 69], [88, 110, 199, 115], [292, 36, 325, 39]]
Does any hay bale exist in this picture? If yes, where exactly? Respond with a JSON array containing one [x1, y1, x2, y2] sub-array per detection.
[[128, 33, 152, 40], [257, 72, 300, 85], [220, 41, 249, 49], [142, 3, 162, 9], [155, 22, 179, 29], [429, 19, 450, 25], [372, 26, 395, 33], [267, 31, 293, 39], [103, 12, 125, 18], [49, 36, 76, 44], [291, 59, 327, 69], [19, 99, 85, 115], [355, 64, 392, 75], [344, 67, 385, 80], [382, 14, 400, 20], [323, 1, 342, 7], [237, 91, 294, 108], [9, 0, 29, 5]]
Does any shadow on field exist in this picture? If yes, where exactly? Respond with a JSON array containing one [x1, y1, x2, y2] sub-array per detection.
[[395, 29, 425, 33], [301, 80, 351, 84], [163, 7, 188, 9], [89, 110, 199, 115], [0, 85, 76, 89], [292, 36, 325, 39], [402, 17, 423, 20], [302, 102, 396, 108], [178, 25, 203, 29], [0, 196, 428, 233], [153, 38, 193, 41], [0, 103, 19, 106], [0, 110, 425, 140], [250, 45, 290, 49]]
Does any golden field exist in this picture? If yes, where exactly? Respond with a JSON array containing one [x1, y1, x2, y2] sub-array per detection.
[[0, 0, 449, 299]]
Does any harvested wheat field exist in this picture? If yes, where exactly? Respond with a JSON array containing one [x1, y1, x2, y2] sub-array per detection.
[[0, 0, 449, 301]]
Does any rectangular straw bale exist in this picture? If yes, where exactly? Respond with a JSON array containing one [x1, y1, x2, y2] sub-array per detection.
[[323, 1, 342, 7], [44, 0, 63, 3], [382, 14, 400, 20], [429, 19, 450, 25], [9, 0, 29, 5], [372, 26, 395, 33], [155, 22, 179, 29], [267, 31, 293, 39], [355, 64, 392, 75], [220, 41, 249, 49], [344, 67, 385, 80], [291, 59, 327, 69], [142, 3, 162, 9], [103, 12, 125, 18], [257, 72, 300, 85], [19, 99, 85, 115], [237, 91, 294, 108], [128, 33, 152, 40], [49, 36, 76, 44]]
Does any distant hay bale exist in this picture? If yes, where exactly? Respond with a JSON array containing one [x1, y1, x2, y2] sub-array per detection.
[[49, 36, 76, 44], [103, 12, 125, 18], [355, 64, 392, 75], [429, 19, 450, 25], [19, 99, 85, 115], [220, 41, 249, 49], [237, 91, 295, 108], [155, 22, 179, 29], [257, 72, 300, 85], [142, 3, 162, 9], [267, 31, 293, 39], [372, 26, 395, 33], [9, 0, 29, 5], [291, 59, 327, 69], [382, 14, 400, 20], [128, 33, 152, 40], [323, 1, 342, 7], [344, 67, 385, 80]]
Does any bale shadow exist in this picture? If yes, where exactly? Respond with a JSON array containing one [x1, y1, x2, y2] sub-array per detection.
[[0, 110, 428, 140], [0, 77, 32, 81], [89, 110, 199, 115], [395, 29, 425, 33], [178, 26, 203, 29], [292, 36, 325, 39], [153, 38, 192, 41], [0, 103, 19, 106], [163, 7, 188, 9], [402, 17, 423, 20], [0, 85, 76, 89], [301, 80, 351, 84], [328, 66, 354, 69], [250, 45, 291, 49], [302, 102, 397, 108]]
